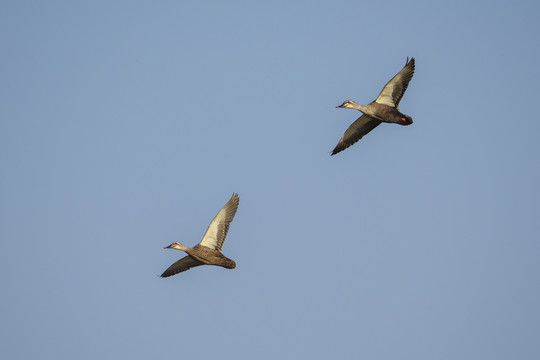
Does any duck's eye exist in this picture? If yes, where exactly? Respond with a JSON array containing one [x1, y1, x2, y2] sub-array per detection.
[[401, 117, 406, 122]]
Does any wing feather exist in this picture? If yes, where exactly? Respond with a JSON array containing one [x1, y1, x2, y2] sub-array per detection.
[[199, 193, 240, 251], [331, 115, 381, 155], [375, 57, 415, 109], [160, 256, 203, 278]]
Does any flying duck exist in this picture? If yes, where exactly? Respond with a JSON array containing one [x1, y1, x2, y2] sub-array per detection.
[[161, 193, 240, 278], [332, 57, 415, 155]]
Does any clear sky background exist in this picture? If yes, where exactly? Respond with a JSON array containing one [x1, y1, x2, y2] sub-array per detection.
[[1, 1, 539, 359]]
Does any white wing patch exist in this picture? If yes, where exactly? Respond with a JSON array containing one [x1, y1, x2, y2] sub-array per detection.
[[375, 88, 398, 107], [199, 193, 240, 251], [375, 57, 415, 109]]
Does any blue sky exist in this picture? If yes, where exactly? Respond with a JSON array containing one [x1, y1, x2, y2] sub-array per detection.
[[1, 1, 539, 359]]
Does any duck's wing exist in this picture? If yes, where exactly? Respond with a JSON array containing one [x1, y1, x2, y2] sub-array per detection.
[[160, 256, 203, 278], [374, 57, 415, 109], [199, 193, 240, 251], [331, 115, 381, 155]]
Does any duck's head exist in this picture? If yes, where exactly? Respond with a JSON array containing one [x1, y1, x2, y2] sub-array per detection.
[[336, 100, 358, 109], [164, 241, 186, 250]]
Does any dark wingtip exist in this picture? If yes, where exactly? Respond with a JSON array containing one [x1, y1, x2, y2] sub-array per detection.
[[330, 147, 342, 156], [230, 192, 240, 203], [159, 271, 172, 278]]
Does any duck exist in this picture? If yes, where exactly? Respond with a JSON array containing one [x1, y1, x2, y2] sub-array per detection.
[[331, 57, 415, 155], [160, 193, 240, 278]]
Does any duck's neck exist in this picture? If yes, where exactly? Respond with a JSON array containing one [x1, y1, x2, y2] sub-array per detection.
[[349, 102, 369, 113], [172, 242, 189, 252], [351, 102, 383, 120]]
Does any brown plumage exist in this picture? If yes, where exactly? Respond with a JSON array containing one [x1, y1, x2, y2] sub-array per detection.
[[160, 193, 240, 278], [332, 57, 415, 155]]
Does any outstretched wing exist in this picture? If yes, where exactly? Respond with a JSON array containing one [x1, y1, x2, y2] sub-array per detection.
[[199, 193, 240, 251], [160, 256, 203, 278], [375, 57, 415, 109], [331, 115, 381, 155]]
